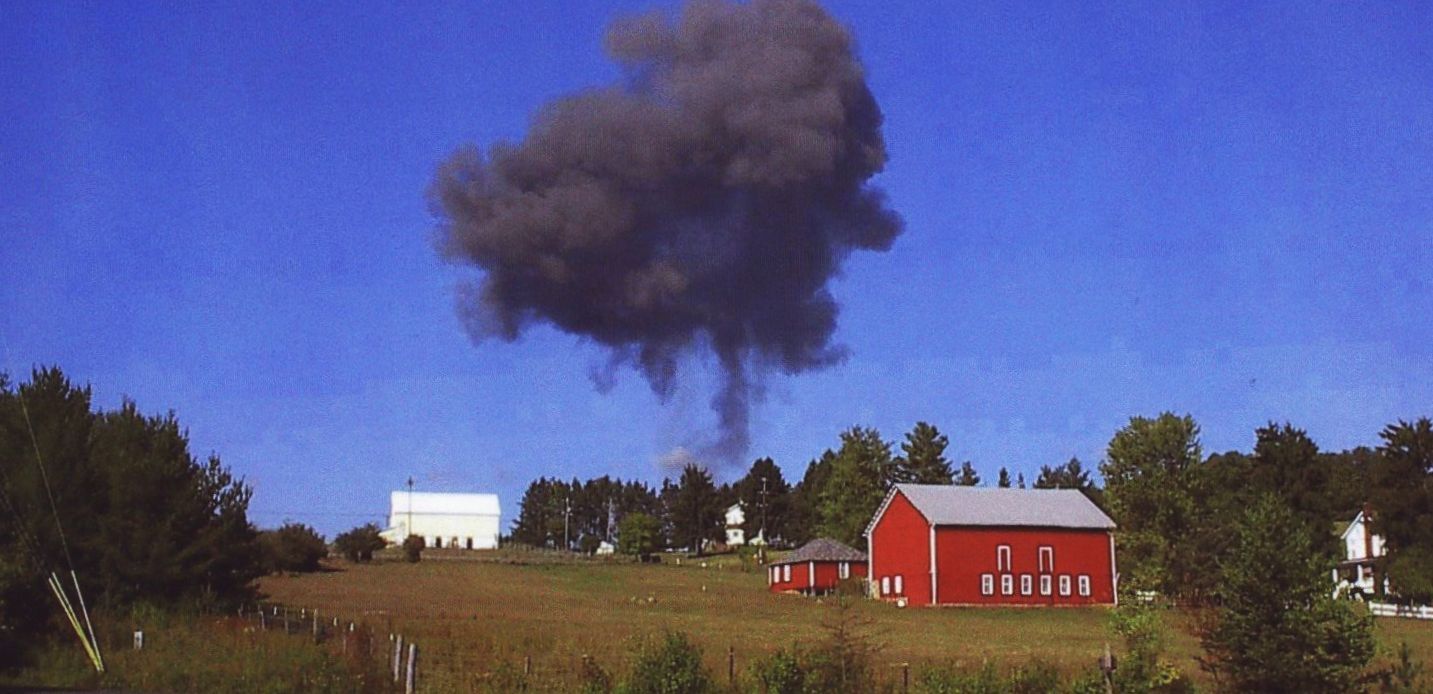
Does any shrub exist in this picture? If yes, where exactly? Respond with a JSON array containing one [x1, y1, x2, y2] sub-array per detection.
[[258, 523, 327, 573], [1378, 642, 1429, 694], [579, 654, 613, 694], [1199, 495, 1374, 693], [623, 631, 712, 694], [402, 535, 424, 563], [748, 648, 804, 694], [802, 594, 878, 693], [1109, 602, 1193, 693], [332, 523, 386, 563], [915, 661, 1066, 694]]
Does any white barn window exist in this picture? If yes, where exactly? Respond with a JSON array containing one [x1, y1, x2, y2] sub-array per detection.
[[1039, 546, 1054, 573], [1001, 574, 1013, 595], [839, 562, 850, 579], [1020, 575, 1032, 595], [981, 574, 994, 596], [894, 575, 904, 595], [997, 545, 1012, 571], [881, 576, 891, 595], [783, 565, 791, 582], [1040, 575, 1052, 596], [1078, 575, 1091, 597], [1059, 575, 1072, 596]]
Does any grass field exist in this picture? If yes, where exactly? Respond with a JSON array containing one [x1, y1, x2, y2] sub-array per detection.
[[259, 553, 1433, 691]]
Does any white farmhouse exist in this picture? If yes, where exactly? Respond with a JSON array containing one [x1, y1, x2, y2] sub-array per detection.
[[380, 491, 501, 550], [725, 503, 746, 546], [1334, 507, 1387, 596]]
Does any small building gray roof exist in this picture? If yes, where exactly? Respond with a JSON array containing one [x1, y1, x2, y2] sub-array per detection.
[[873, 484, 1115, 532], [772, 537, 867, 565]]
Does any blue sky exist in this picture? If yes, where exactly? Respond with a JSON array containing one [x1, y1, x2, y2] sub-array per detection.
[[3, 1, 1429, 537]]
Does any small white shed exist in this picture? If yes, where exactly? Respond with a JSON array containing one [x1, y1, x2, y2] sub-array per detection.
[[380, 491, 501, 550]]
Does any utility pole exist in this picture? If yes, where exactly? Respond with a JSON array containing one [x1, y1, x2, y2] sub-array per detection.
[[760, 475, 768, 544], [606, 497, 615, 543], [406, 476, 415, 540], [564, 494, 571, 552]]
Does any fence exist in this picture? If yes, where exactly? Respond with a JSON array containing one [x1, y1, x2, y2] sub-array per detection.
[[1368, 601, 1433, 620]]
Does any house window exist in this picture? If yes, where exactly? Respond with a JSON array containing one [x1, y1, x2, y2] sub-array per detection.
[[1040, 575, 1052, 596], [981, 574, 994, 596], [465, 538, 474, 550], [1059, 575, 1072, 597], [1021, 575, 1033, 596], [839, 562, 850, 579], [997, 545, 1012, 571], [434, 537, 443, 549], [1001, 574, 1013, 595], [1078, 575, 1091, 597], [881, 576, 891, 595], [783, 565, 791, 582], [1039, 547, 1054, 573], [894, 575, 904, 595]]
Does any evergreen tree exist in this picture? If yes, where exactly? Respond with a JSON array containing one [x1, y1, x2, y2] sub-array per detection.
[[665, 464, 723, 554], [1249, 422, 1337, 558], [1034, 457, 1105, 508], [1034, 457, 1094, 490], [817, 427, 892, 546], [893, 422, 954, 484], [0, 367, 261, 665], [1199, 495, 1374, 692], [954, 461, 980, 486], [1016, 472, 1025, 489], [788, 450, 836, 544], [732, 457, 790, 543], [997, 467, 1011, 488]]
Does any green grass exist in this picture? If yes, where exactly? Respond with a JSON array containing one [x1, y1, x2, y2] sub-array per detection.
[[258, 555, 1433, 691]]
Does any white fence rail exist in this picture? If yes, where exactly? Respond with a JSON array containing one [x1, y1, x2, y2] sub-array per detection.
[[1369, 601, 1433, 620]]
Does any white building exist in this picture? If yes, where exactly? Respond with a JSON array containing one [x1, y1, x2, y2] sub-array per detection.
[[1334, 508, 1387, 596], [725, 503, 745, 546], [380, 491, 500, 550]]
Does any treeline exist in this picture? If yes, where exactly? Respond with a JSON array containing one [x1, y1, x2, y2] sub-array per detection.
[[512, 421, 1104, 553], [1101, 412, 1433, 605], [0, 367, 373, 671], [0, 368, 261, 667]]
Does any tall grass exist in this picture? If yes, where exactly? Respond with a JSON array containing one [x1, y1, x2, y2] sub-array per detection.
[[1, 608, 392, 694]]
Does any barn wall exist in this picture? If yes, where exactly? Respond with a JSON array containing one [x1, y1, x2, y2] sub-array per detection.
[[393, 514, 501, 549], [770, 560, 867, 593], [869, 491, 931, 604], [768, 561, 812, 592], [933, 527, 1114, 605]]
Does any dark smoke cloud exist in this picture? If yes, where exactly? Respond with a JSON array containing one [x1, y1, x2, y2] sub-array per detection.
[[430, 0, 902, 465]]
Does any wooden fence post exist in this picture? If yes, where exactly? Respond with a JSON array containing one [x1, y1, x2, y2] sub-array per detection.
[[393, 635, 403, 684], [728, 646, 735, 687], [524, 654, 532, 676], [902, 662, 909, 693], [405, 643, 417, 694]]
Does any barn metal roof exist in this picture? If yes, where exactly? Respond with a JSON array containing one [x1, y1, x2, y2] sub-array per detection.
[[389, 491, 500, 516], [869, 484, 1115, 533], [772, 537, 867, 565]]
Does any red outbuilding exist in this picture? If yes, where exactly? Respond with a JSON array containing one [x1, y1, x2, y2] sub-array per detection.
[[865, 484, 1117, 606], [768, 538, 868, 594]]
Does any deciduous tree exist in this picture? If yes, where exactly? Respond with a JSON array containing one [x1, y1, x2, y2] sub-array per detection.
[[1101, 412, 1202, 596]]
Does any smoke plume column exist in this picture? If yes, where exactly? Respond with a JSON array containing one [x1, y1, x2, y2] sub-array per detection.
[[431, 0, 902, 465]]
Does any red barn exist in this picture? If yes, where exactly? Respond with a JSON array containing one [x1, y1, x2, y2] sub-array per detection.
[[865, 484, 1117, 606], [768, 538, 868, 594]]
